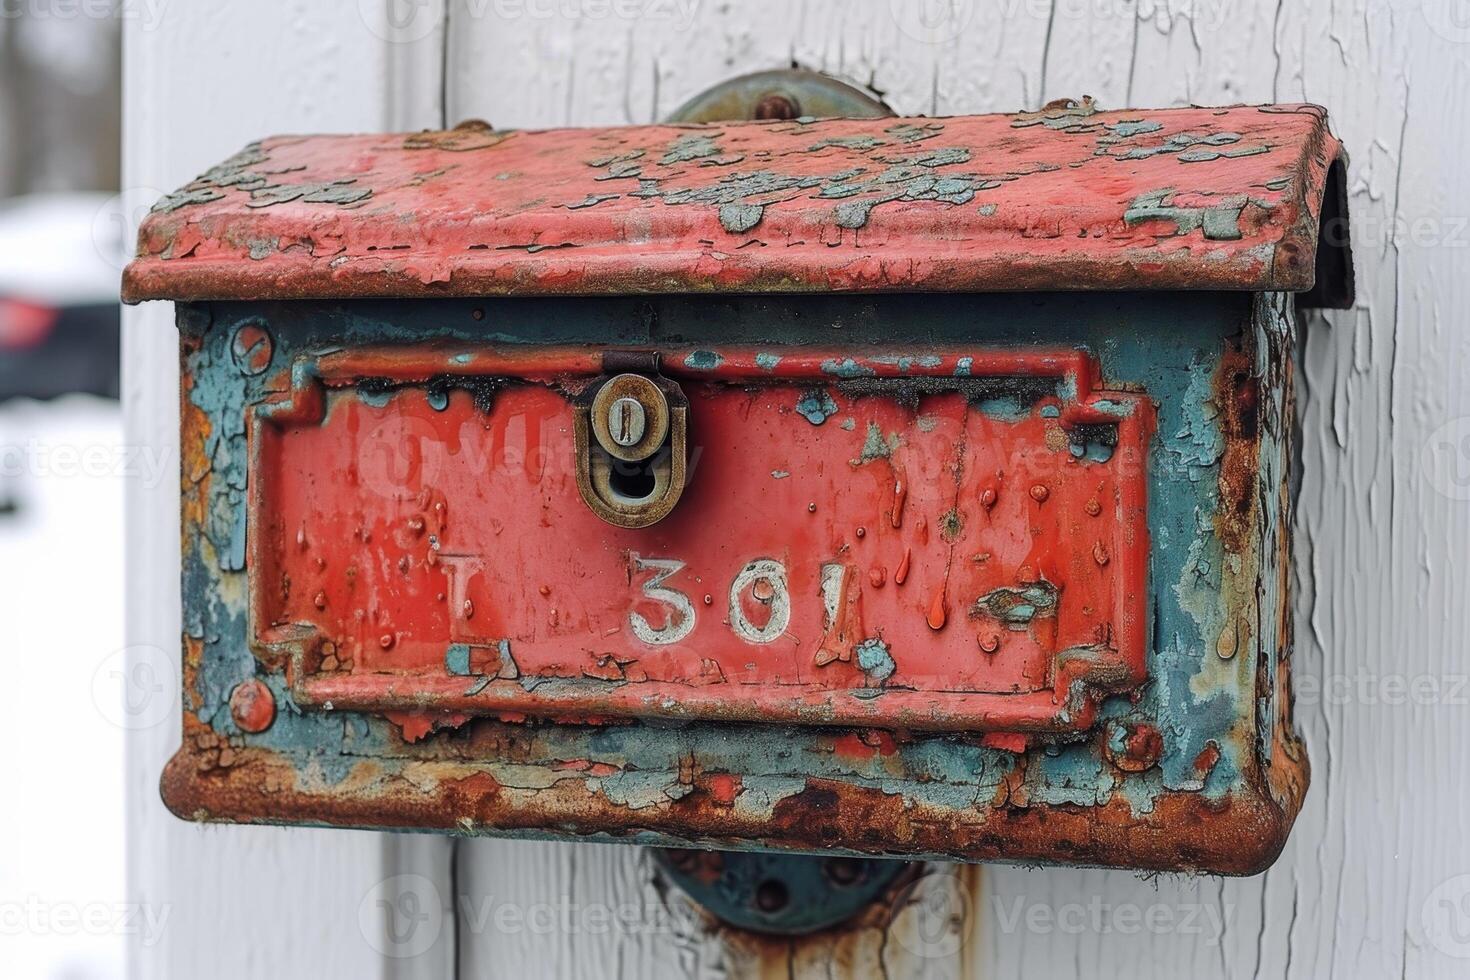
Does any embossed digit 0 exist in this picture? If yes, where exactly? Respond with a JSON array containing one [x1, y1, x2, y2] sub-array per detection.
[[728, 559, 791, 644]]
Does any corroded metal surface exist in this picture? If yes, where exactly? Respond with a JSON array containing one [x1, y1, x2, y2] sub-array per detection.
[[123, 103, 1350, 305], [160, 289, 1310, 875], [245, 346, 1151, 735], [651, 849, 913, 935]]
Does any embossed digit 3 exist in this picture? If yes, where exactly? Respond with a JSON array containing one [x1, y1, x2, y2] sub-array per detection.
[[627, 555, 697, 646]]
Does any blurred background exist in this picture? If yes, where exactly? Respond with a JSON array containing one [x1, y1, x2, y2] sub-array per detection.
[[0, 7, 126, 980]]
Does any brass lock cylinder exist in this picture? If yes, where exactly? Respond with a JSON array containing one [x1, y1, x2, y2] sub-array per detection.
[[576, 372, 688, 528]]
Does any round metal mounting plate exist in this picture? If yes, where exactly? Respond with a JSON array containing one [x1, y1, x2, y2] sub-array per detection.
[[654, 848, 911, 936], [666, 69, 894, 123]]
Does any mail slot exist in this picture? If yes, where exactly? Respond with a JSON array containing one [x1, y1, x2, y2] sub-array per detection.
[[125, 99, 1352, 875]]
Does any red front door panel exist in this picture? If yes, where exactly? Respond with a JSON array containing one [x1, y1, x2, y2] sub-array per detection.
[[248, 347, 1152, 735]]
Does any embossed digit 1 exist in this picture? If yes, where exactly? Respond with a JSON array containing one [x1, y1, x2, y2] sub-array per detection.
[[628, 555, 696, 645], [728, 559, 791, 644]]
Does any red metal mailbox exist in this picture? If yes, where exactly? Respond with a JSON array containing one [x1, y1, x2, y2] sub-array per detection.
[[125, 99, 1350, 877]]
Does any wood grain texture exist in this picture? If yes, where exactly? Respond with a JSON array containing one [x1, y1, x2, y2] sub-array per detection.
[[122, 3, 451, 978], [447, 1, 1470, 977]]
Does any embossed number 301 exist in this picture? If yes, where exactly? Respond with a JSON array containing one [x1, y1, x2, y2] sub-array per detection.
[[628, 554, 790, 646]]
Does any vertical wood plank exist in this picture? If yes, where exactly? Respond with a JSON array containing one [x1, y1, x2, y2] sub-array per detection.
[[121, 3, 451, 977]]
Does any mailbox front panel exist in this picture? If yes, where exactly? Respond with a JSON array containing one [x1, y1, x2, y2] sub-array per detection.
[[251, 345, 1152, 735], [166, 291, 1305, 874]]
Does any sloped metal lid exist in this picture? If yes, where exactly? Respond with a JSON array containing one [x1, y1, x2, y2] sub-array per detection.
[[123, 102, 1352, 307]]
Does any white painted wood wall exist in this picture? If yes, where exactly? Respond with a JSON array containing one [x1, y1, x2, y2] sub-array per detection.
[[123, 1, 1470, 976]]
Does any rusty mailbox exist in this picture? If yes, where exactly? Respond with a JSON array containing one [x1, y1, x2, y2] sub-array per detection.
[[125, 100, 1351, 881]]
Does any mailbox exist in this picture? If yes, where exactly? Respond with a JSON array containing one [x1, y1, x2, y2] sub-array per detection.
[[125, 99, 1351, 877]]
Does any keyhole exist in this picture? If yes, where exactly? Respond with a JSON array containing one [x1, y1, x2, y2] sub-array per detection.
[[609, 396, 646, 447]]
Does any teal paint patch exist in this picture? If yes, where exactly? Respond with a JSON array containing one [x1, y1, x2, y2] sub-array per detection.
[[595, 769, 691, 809], [754, 352, 781, 371], [974, 583, 1058, 625], [821, 357, 875, 378], [1107, 119, 1165, 138], [973, 395, 1031, 421], [719, 202, 764, 234], [855, 638, 895, 683], [872, 354, 942, 371], [446, 644, 472, 676], [1028, 743, 1113, 806], [795, 389, 838, 425], [684, 349, 723, 371]]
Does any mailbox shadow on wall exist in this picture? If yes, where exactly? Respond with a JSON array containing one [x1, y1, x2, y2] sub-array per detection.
[[123, 101, 1352, 887]]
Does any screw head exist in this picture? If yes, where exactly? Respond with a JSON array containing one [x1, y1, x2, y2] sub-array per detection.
[[608, 396, 647, 447], [230, 323, 273, 376], [229, 678, 276, 734], [754, 92, 800, 120], [754, 878, 790, 912], [822, 857, 867, 887]]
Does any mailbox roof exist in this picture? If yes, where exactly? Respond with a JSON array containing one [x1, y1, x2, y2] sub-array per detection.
[[123, 102, 1351, 306]]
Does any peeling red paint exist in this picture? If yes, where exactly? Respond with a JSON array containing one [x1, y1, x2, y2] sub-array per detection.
[[124, 104, 1349, 304], [247, 345, 1153, 734]]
